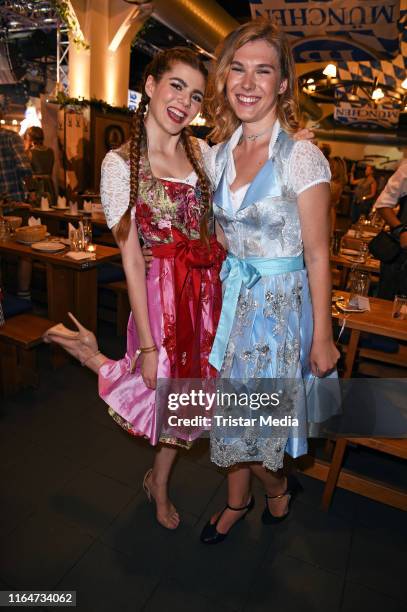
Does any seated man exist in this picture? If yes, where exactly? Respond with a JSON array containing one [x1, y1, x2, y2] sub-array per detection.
[[375, 154, 407, 300]]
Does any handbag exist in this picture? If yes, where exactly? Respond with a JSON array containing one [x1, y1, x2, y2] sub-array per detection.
[[368, 230, 401, 263]]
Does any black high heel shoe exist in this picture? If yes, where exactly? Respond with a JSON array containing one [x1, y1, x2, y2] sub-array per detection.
[[200, 496, 255, 545], [261, 475, 303, 525]]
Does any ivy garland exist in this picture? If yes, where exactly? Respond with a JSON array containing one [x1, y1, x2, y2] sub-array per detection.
[[54, 91, 134, 116], [49, 0, 90, 49]]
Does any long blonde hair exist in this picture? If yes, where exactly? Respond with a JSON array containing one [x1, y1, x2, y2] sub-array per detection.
[[205, 20, 299, 143]]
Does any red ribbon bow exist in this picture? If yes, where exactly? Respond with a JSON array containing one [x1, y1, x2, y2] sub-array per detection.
[[152, 227, 224, 377]]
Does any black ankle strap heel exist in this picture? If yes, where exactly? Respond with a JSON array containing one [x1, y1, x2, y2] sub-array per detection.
[[200, 495, 255, 545]]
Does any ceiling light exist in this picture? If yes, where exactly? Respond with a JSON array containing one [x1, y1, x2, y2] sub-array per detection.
[[401, 78, 407, 89], [306, 78, 314, 84], [12, 119, 18, 125], [323, 64, 337, 78], [372, 88, 384, 101]]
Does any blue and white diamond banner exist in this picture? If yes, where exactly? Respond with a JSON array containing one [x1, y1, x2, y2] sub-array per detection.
[[250, 0, 401, 61], [336, 5, 407, 91]]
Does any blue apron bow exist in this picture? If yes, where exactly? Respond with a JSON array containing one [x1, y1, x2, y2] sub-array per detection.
[[209, 252, 304, 371], [219, 253, 262, 288]]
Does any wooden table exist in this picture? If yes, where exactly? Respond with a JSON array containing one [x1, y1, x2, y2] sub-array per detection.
[[0, 237, 120, 332], [331, 290, 407, 376], [300, 291, 407, 511], [28, 208, 108, 236], [351, 222, 381, 234], [330, 254, 380, 288], [340, 229, 378, 252]]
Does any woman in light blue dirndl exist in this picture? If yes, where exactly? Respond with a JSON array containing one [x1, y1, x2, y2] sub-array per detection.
[[200, 21, 340, 544]]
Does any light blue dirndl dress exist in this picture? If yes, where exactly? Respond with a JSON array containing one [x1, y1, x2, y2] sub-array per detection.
[[208, 123, 335, 471]]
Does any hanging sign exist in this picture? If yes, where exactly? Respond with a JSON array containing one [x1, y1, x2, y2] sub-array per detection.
[[334, 103, 400, 129], [249, 1, 401, 61]]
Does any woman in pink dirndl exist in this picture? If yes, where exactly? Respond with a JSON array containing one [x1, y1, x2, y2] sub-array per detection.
[[98, 48, 224, 529]]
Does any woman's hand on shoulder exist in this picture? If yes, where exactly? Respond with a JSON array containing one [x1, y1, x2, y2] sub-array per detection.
[[310, 338, 340, 377], [140, 351, 158, 389], [293, 127, 315, 142]]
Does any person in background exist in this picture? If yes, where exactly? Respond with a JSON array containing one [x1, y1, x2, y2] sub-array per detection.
[[0, 111, 33, 301], [329, 156, 346, 233], [24, 126, 56, 205], [349, 163, 377, 223], [375, 153, 407, 299], [318, 142, 332, 161], [0, 110, 32, 203]]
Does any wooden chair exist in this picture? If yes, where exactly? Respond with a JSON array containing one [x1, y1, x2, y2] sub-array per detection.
[[0, 313, 56, 395], [322, 437, 407, 511]]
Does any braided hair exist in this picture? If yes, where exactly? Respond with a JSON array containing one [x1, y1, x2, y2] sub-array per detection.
[[115, 47, 211, 244]]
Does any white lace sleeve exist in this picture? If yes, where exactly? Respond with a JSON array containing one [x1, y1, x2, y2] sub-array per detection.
[[288, 141, 331, 196], [197, 139, 218, 189], [100, 151, 130, 229]]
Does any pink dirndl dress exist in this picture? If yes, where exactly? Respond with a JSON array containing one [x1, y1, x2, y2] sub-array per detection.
[[98, 159, 224, 447]]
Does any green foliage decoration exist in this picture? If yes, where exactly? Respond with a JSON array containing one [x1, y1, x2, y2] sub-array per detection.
[[49, 0, 90, 49], [53, 91, 134, 116]]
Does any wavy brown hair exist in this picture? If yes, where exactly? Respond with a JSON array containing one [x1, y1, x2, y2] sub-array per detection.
[[115, 47, 211, 244], [205, 20, 299, 143]]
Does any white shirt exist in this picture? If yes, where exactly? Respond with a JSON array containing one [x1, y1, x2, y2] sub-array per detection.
[[228, 121, 281, 210], [375, 157, 407, 209]]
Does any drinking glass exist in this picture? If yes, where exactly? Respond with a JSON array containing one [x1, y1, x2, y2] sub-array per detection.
[[331, 229, 343, 255], [82, 218, 92, 248], [70, 229, 84, 251], [392, 295, 407, 320], [355, 241, 369, 263], [348, 271, 369, 307]]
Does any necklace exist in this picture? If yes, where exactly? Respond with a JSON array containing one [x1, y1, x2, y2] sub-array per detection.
[[241, 125, 275, 142]]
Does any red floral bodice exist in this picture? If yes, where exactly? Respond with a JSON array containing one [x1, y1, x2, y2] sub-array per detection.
[[135, 152, 209, 244]]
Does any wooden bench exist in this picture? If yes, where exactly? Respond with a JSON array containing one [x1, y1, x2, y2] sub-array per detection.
[[0, 314, 56, 395], [99, 280, 130, 335]]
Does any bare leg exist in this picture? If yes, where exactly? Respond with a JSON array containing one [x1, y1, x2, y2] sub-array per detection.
[[210, 465, 252, 534], [145, 445, 180, 529], [250, 463, 288, 517]]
